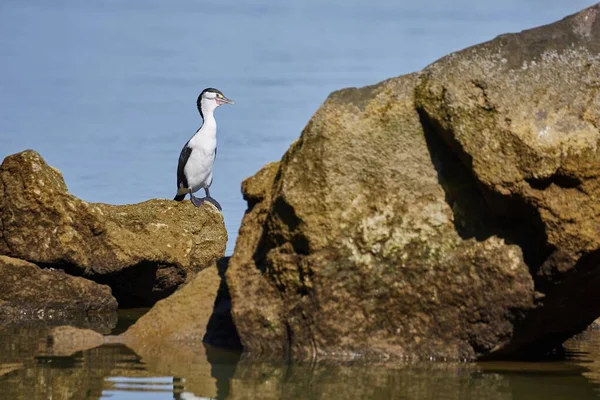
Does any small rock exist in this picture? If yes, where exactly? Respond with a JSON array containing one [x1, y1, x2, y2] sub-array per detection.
[[121, 259, 239, 348], [45, 260, 239, 357], [0, 255, 117, 318], [46, 326, 106, 356]]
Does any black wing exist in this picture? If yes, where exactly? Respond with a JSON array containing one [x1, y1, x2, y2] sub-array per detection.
[[177, 142, 193, 189]]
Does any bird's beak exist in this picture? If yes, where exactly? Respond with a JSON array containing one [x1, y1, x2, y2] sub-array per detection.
[[218, 96, 235, 105]]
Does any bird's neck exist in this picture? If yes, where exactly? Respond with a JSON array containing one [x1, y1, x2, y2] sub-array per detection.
[[191, 110, 217, 146], [200, 112, 216, 134], [201, 103, 217, 128]]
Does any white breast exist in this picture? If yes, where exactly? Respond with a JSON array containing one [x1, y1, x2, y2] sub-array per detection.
[[185, 117, 217, 193]]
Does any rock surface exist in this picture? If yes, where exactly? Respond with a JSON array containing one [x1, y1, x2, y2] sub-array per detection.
[[414, 3, 600, 353], [0, 255, 117, 318], [47, 326, 107, 356], [227, 76, 533, 361], [0, 150, 228, 307], [45, 261, 239, 354], [122, 259, 239, 348], [42, 261, 238, 397], [227, 4, 600, 360], [34, 325, 237, 400]]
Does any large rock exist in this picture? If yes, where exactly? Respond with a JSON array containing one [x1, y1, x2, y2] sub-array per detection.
[[414, 3, 600, 352], [227, 75, 533, 361], [225, 162, 291, 355], [0, 255, 117, 318], [0, 150, 228, 307], [227, 4, 600, 360]]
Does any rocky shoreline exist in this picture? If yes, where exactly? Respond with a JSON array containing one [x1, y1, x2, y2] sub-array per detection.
[[3, 3, 600, 362], [0, 150, 227, 309]]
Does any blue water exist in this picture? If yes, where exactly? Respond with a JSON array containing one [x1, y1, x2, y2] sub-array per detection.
[[1, 0, 596, 253]]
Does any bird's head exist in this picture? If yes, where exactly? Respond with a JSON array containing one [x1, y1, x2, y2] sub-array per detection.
[[196, 88, 234, 118]]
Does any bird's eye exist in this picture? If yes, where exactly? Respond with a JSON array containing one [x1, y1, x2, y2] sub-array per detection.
[[217, 93, 223, 98]]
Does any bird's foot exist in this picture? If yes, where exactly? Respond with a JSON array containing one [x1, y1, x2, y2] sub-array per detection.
[[190, 195, 222, 211], [190, 194, 204, 207], [205, 196, 222, 211]]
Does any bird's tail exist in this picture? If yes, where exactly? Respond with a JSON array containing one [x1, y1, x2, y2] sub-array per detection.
[[173, 193, 186, 202]]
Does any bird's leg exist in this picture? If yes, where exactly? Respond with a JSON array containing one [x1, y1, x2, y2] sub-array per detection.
[[204, 187, 222, 211], [189, 189, 204, 208], [188, 188, 221, 211]]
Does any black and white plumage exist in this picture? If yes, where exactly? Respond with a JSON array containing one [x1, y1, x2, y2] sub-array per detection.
[[174, 88, 234, 210]]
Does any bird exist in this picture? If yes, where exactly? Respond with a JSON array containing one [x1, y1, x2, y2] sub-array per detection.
[[174, 88, 234, 210]]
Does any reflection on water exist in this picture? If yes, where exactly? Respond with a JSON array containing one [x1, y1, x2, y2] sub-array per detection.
[[2, 320, 600, 399], [565, 329, 600, 387]]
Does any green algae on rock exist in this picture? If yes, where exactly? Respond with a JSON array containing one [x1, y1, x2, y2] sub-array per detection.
[[0, 150, 228, 307]]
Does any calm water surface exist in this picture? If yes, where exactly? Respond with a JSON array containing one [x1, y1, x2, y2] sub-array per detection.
[[2, 1, 600, 399], [2, 317, 600, 400]]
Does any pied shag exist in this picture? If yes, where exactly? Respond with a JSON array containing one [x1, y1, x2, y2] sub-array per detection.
[[174, 88, 234, 210]]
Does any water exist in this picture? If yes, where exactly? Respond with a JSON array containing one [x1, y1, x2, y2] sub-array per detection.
[[0, 0, 596, 253], [3, 1, 600, 398], [2, 316, 600, 399]]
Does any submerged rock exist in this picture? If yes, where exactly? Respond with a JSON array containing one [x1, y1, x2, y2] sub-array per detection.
[[1, 334, 132, 400], [227, 4, 600, 360], [47, 326, 107, 356], [0, 150, 228, 307], [0, 255, 117, 318]]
